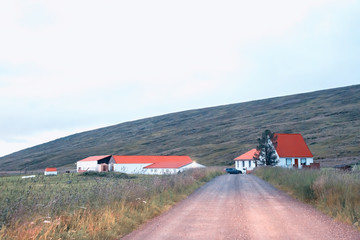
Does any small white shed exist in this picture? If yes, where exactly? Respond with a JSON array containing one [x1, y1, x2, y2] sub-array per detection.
[[234, 149, 258, 173], [44, 168, 57, 176]]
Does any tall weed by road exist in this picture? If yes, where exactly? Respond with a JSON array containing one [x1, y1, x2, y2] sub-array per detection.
[[0, 167, 223, 240], [312, 171, 360, 225], [255, 167, 360, 229]]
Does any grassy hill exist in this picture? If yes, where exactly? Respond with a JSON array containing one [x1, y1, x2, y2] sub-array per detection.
[[1, 84, 360, 171]]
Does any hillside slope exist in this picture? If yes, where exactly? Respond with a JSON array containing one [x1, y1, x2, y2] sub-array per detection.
[[1, 85, 360, 170]]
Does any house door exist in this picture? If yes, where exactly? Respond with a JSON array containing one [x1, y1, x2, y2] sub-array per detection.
[[294, 159, 299, 168], [101, 164, 108, 172]]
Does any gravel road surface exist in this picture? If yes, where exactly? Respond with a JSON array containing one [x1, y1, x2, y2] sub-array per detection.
[[121, 174, 360, 240]]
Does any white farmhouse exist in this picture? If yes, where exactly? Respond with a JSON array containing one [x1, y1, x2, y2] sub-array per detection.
[[76, 155, 112, 172], [109, 155, 205, 175], [234, 149, 258, 173], [234, 133, 314, 170], [274, 133, 314, 168]]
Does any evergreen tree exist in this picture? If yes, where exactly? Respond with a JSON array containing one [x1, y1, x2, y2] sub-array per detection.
[[253, 129, 278, 166]]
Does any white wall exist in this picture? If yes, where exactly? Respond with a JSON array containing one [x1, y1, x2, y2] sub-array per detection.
[[145, 168, 179, 175], [235, 160, 256, 172], [114, 163, 152, 174], [235, 157, 313, 170], [277, 157, 314, 168], [77, 161, 98, 172], [44, 171, 57, 175], [114, 165, 180, 175], [114, 162, 205, 175]]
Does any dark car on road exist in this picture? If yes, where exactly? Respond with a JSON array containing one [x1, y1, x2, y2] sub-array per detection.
[[225, 168, 242, 174]]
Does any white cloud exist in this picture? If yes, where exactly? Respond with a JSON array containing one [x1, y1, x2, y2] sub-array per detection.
[[0, 0, 358, 156], [1, 0, 336, 89], [0, 128, 94, 157]]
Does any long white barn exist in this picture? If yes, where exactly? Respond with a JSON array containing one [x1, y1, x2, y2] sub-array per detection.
[[76, 155, 205, 175], [110, 155, 205, 175]]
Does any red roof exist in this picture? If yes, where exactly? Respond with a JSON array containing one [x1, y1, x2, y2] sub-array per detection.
[[275, 133, 313, 158], [144, 161, 191, 169], [112, 156, 193, 168], [45, 168, 57, 172], [234, 149, 258, 161], [78, 155, 111, 162]]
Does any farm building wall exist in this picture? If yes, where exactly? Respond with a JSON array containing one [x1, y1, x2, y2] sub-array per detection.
[[144, 168, 180, 175], [77, 161, 98, 172], [113, 163, 152, 174], [277, 157, 314, 168], [113, 164, 197, 175], [235, 160, 256, 172]]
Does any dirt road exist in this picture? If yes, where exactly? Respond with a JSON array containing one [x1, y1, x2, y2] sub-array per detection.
[[121, 174, 360, 240]]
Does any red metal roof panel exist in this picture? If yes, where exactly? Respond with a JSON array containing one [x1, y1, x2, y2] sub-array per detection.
[[275, 133, 313, 157], [144, 162, 191, 169], [112, 156, 193, 164], [78, 155, 111, 162], [45, 168, 57, 172], [234, 149, 258, 161]]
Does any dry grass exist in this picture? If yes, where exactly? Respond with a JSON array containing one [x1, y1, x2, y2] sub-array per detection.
[[0, 168, 223, 239], [254, 167, 360, 230], [312, 172, 360, 225]]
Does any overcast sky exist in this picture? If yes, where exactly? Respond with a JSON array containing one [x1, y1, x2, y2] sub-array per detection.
[[0, 0, 359, 157]]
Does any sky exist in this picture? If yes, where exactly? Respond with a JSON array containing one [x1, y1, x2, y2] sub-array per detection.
[[0, 0, 359, 157]]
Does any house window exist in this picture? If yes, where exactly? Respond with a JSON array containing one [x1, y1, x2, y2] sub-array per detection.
[[286, 158, 292, 165], [301, 158, 306, 165], [249, 160, 251, 167], [242, 161, 245, 167]]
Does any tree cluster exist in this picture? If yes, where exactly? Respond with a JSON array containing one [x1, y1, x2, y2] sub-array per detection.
[[253, 129, 278, 166]]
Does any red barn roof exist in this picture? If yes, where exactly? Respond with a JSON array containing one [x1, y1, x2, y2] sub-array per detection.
[[144, 161, 192, 169], [112, 156, 193, 168], [234, 149, 258, 161], [275, 133, 313, 158], [45, 168, 57, 172], [78, 155, 111, 162]]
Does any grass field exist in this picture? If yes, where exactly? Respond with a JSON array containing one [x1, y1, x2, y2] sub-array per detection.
[[254, 167, 360, 230], [0, 168, 223, 240]]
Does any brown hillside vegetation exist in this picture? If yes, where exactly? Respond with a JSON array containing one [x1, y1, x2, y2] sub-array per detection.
[[0, 84, 359, 171]]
